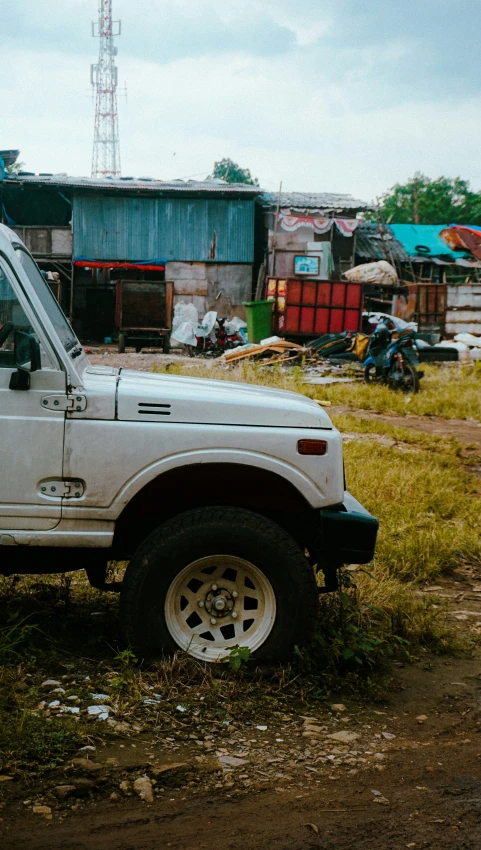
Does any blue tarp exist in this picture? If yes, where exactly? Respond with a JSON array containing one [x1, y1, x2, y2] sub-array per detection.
[[74, 256, 166, 266], [390, 224, 471, 259]]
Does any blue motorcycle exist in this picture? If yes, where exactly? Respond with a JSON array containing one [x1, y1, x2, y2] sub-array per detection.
[[363, 321, 423, 393]]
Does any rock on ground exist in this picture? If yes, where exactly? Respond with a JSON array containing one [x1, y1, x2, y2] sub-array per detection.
[[133, 776, 154, 804]]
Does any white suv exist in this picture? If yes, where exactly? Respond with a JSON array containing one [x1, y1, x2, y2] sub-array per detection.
[[0, 224, 378, 663]]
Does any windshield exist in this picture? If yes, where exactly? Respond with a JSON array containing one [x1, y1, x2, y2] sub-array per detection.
[[14, 247, 78, 353]]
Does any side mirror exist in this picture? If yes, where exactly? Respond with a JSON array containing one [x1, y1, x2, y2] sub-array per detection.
[[9, 331, 41, 390]]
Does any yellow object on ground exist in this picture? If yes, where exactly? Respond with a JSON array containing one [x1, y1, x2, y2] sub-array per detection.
[[350, 333, 370, 361]]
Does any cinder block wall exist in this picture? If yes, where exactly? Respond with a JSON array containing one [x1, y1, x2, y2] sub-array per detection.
[[166, 262, 253, 320]]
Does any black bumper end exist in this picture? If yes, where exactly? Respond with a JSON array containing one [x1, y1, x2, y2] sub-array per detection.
[[318, 491, 379, 565]]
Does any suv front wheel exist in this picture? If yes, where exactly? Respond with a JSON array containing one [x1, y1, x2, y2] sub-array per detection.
[[120, 507, 318, 664]]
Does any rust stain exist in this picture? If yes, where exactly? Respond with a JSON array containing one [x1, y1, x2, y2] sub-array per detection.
[[209, 230, 217, 260]]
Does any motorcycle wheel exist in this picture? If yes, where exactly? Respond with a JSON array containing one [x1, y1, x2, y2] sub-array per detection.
[[363, 363, 377, 384], [401, 361, 420, 393]]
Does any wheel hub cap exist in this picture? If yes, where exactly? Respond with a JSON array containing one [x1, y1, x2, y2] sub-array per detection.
[[205, 587, 234, 618], [164, 555, 277, 662]]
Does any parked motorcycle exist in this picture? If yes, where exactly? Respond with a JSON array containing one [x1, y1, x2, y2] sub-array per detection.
[[363, 321, 423, 393], [187, 313, 245, 357]]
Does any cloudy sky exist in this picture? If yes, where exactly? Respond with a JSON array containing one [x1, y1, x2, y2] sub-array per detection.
[[2, 1, 480, 201]]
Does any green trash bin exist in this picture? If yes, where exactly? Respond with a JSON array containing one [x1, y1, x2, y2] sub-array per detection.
[[242, 300, 273, 344]]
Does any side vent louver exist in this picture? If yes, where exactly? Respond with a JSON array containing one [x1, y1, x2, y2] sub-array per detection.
[[138, 402, 171, 416]]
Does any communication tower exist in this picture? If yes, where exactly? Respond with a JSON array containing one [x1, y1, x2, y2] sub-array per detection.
[[91, 0, 121, 178]]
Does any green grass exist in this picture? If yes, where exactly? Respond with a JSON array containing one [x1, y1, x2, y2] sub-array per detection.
[[311, 361, 481, 420], [0, 702, 81, 774], [157, 358, 481, 420], [339, 422, 481, 582]]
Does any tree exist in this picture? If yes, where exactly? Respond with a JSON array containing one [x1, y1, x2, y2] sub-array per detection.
[[5, 162, 24, 176], [379, 173, 481, 225], [210, 158, 259, 186]]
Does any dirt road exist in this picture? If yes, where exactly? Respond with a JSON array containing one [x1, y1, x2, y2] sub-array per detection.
[[3, 653, 481, 850], [332, 404, 481, 450]]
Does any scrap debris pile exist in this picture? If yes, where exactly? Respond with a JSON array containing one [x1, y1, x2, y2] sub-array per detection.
[[223, 336, 309, 366], [169, 301, 472, 376]]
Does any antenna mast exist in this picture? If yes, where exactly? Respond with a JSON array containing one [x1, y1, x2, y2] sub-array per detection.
[[91, 0, 121, 178]]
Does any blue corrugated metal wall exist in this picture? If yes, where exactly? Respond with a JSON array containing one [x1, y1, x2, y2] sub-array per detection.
[[72, 195, 255, 263]]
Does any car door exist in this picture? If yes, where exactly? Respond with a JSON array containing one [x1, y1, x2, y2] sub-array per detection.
[[0, 258, 66, 531]]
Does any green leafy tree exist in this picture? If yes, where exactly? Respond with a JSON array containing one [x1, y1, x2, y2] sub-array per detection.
[[210, 158, 259, 186], [380, 173, 481, 225], [5, 161, 24, 176]]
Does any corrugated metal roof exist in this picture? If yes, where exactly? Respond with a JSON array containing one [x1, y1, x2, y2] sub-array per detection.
[[73, 195, 255, 263], [390, 224, 471, 260], [259, 191, 371, 212], [0, 150, 20, 168], [4, 174, 261, 197], [356, 222, 410, 262]]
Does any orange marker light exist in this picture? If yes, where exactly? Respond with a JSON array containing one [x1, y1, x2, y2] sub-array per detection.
[[297, 440, 327, 456]]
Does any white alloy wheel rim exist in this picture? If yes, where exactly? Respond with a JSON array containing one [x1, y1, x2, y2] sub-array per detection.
[[164, 555, 277, 662]]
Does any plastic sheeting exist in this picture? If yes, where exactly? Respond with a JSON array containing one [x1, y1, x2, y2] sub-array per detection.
[[172, 301, 199, 331], [171, 309, 218, 346], [363, 311, 418, 331], [454, 332, 481, 348], [345, 261, 398, 287]]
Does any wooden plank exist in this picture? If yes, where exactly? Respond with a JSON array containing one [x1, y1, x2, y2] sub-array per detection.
[[223, 340, 307, 363]]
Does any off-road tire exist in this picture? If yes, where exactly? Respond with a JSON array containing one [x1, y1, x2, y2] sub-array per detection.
[[120, 507, 318, 663], [118, 333, 126, 354]]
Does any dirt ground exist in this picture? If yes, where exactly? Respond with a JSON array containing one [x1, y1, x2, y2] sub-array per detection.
[[2, 648, 481, 850], [334, 404, 481, 450], [87, 345, 215, 372], [3, 351, 481, 849]]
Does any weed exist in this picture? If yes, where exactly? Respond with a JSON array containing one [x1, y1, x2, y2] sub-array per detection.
[[109, 649, 138, 696], [228, 645, 251, 671], [0, 614, 39, 663], [0, 709, 81, 774]]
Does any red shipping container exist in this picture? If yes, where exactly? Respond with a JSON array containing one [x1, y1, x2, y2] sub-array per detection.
[[266, 278, 363, 339]]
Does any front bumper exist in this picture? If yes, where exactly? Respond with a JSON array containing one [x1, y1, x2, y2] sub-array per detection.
[[318, 491, 379, 564]]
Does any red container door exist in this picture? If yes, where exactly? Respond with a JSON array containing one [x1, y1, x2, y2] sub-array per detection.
[[268, 277, 363, 337]]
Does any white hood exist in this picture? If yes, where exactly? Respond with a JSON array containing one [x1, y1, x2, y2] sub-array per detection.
[[116, 369, 332, 429]]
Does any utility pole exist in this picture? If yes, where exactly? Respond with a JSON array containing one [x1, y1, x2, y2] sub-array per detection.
[[91, 0, 121, 178], [413, 177, 420, 224]]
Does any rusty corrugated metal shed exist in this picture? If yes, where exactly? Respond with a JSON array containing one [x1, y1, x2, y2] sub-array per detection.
[[73, 195, 255, 263]]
